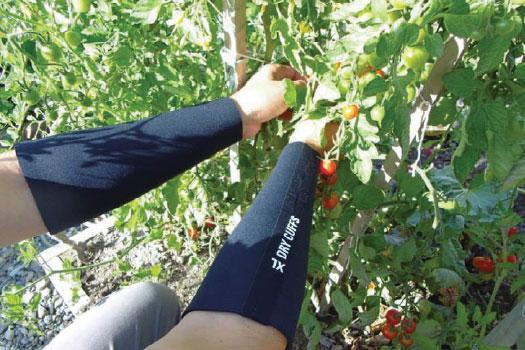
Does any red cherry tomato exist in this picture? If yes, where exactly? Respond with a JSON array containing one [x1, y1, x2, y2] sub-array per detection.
[[187, 227, 199, 240], [472, 256, 495, 273], [342, 104, 360, 120], [204, 217, 215, 229], [508, 227, 518, 237], [402, 318, 416, 334], [319, 160, 337, 177], [508, 255, 518, 264], [376, 69, 386, 78], [322, 192, 339, 210], [381, 323, 398, 341], [320, 174, 338, 186], [399, 332, 414, 348], [385, 309, 402, 326]]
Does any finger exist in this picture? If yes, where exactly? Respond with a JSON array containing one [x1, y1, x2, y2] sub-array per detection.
[[268, 64, 305, 81]]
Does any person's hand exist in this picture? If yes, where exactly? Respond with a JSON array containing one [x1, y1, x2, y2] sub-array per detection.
[[231, 64, 306, 139], [289, 119, 340, 155]]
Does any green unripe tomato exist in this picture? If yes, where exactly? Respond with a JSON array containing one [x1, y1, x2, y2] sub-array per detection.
[[469, 30, 485, 41], [40, 43, 62, 62], [369, 52, 384, 69], [340, 66, 353, 81], [402, 46, 429, 71], [357, 54, 371, 72], [73, 0, 90, 13], [370, 105, 385, 124], [24, 89, 41, 106], [65, 31, 82, 48]]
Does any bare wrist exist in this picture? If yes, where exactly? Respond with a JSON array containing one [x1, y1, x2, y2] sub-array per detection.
[[230, 93, 259, 140]]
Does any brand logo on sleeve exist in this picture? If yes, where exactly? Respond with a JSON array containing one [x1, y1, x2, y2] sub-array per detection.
[[271, 215, 300, 274]]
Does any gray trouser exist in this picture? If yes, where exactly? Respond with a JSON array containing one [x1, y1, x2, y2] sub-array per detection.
[[45, 282, 181, 350]]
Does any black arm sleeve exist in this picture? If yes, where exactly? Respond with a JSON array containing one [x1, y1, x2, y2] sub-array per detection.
[[15, 98, 243, 234], [185, 142, 319, 349]]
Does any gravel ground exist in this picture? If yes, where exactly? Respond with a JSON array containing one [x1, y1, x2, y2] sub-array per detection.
[[0, 241, 74, 350]]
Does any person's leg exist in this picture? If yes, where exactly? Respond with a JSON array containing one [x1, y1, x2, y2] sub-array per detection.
[[149, 141, 319, 350], [45, 282, 181, 350]]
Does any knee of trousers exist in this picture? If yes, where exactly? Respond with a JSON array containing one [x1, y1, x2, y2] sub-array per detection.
[[124, 282, 181, 316], [45, 282, 181, 350]]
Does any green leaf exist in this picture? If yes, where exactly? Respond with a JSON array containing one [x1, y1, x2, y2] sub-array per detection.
[[443, 68, 477, 98], [502, 156, 525, 190], [310, 232, 330, 258], [413, 319, 442, 339], [425, 33, 444, 57], [456, 302, 469, 327], [432, 268, 464, 290], [395, 23, 420, 46], [370, 0, 388, 21], [331, 289, 353, 324], [112, 46, 133, 67], [452, 102, 488, 181], [131, 0, 163, 24], [363, 77, 388, 96], [511, 274, 525, 294], [283, 79, 297, 109], [359, 305, 380, 326], [329, 0, 369, 20], [351, 146, 374, 184], [444, 14, 483, 38], [162, 178, 181, 215], [515, 63, 525, 80], [352, 184, 385, 209], [358, 241, 376, 260], [477, 34, 512, 74]]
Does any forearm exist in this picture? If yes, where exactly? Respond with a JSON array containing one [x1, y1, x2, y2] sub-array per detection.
[[0, 151, 47, 246], [11, 98, 242, 237], [183, 142, 319, 349]]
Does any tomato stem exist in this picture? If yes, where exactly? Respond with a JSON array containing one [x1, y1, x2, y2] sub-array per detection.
[[480, 272, 506, 339]]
